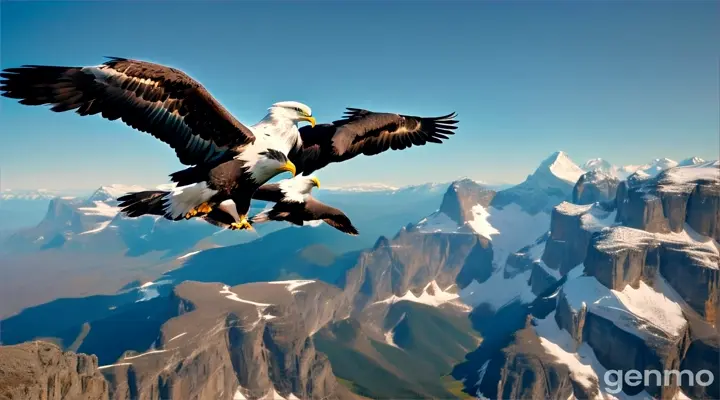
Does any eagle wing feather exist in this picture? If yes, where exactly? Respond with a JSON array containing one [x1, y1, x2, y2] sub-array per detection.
[[292, 108, 457, 174], [0, 57, 255, 166]]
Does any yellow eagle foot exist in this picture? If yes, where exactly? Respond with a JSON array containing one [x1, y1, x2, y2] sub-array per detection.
[[184, 202, 213, 219], [196, 202, 213, 214], [229, 216, 253, 231], [184, 209, 198, 219]]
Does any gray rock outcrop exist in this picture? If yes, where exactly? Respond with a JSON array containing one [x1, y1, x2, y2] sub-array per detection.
[[438, 178, 496, 225], [0, 341, 108, 400], [573, 170, 620, 204], [102, 281, 353, 400]]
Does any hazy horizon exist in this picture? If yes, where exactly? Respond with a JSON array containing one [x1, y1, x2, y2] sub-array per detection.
[[2, 150, 715, 193]]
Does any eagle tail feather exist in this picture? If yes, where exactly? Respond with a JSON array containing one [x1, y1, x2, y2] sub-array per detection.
[[118, 191, 171, 219]]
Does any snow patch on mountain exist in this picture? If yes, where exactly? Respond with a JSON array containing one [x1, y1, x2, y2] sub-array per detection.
[[78, 201, 120, 218], [467, 205, 499, 239], [594, 225, 718, 269], [561, 266, 686, 337], [87, 184, 148, 203], [415, 212, 460, 233], [375, 280, 470, 310], [417, 203, 550, 266], [542, 151, 586, 184], [220, 285, 273, 307], [523, 241, 562, 280], [484, 204, 551, 265], [658, 160, 719, 193], [178, 250, 201, 260], [460, 270, 535, 311], [79, 220, 113, 235], [534, 312, 652, 399], [384, 312, 406, 349], [267, 280, 315, 293], [678, 157, 706, 166], [641, 158, 679, 177], [583, 156, 709, 181], [136, 279, 172, 302], [555, 201, 617, 232]]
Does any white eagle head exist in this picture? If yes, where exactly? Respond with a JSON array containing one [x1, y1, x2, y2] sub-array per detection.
[[249, 149, 297, 183], [278, 175, 321, 202], [269, 101, 315, 127]]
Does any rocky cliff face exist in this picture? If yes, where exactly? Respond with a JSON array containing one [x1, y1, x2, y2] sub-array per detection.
[[340, 226, 492, 313], [573, 170, 620, 204], [617, 160, 720, 238], [0, 341, 108, 400], [0, 179, 494, 400], [99, 281, 353, 400], [5, 160, 715, 400], [494, 318, 587, 400], [454, 162, 720, 399], [438, 178, 496, 225]]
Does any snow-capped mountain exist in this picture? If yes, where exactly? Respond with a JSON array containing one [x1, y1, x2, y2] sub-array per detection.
[[0, 189, 62, 201], [2, 183, 251, 255], [538, 151, 586, 186], [85, 184, 150, 203], [2, 156, 718, 400], [0, 189, 82, 231], [582, 156, 706, 180], [491, 151, 585, 214], [454, 161, 719, 399]]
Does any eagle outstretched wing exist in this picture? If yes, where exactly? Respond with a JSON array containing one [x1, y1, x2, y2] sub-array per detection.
[[304, 197, 359, 236], [290, 108, 457, 174], [0, 57, 255, 166]]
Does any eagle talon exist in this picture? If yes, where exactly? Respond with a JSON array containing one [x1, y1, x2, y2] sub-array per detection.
[[196, 202, 212, 214], [229, 216, 253, 231], [185, 202, 213, 219]]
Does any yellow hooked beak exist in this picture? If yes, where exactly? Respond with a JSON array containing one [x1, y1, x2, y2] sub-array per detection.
[[300, 115, 316, 128], [311, 176, 321, 188], [279, 160, 297, 177]]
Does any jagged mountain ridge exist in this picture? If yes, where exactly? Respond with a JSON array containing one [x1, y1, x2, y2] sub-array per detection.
[[0, 179, 504, 399], [582, 156, 706, 180], [1, 152, 716, 400], [453, 161, 720, 399]]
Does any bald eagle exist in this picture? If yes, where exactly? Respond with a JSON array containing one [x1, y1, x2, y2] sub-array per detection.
[[0, 57, 315, 230], [1, 57, 459, 231], [204, 176, 359, 236]]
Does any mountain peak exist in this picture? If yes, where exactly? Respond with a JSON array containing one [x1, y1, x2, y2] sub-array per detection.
[[438, 180, 496, 225], [582, 158, 613, 172], [86, 184, 154, 203], [533, 151, 585, 185], [678, 156, 705, 167]]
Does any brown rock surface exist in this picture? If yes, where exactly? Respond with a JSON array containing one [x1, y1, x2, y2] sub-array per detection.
[[0, 341, 108, 400]]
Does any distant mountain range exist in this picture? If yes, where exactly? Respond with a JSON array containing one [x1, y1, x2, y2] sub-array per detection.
[[1, 152, 717, 399], [0, 153, 704, 233]]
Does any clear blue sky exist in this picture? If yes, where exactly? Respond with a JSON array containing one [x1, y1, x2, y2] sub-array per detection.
[[1, 1, 717, 190]]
